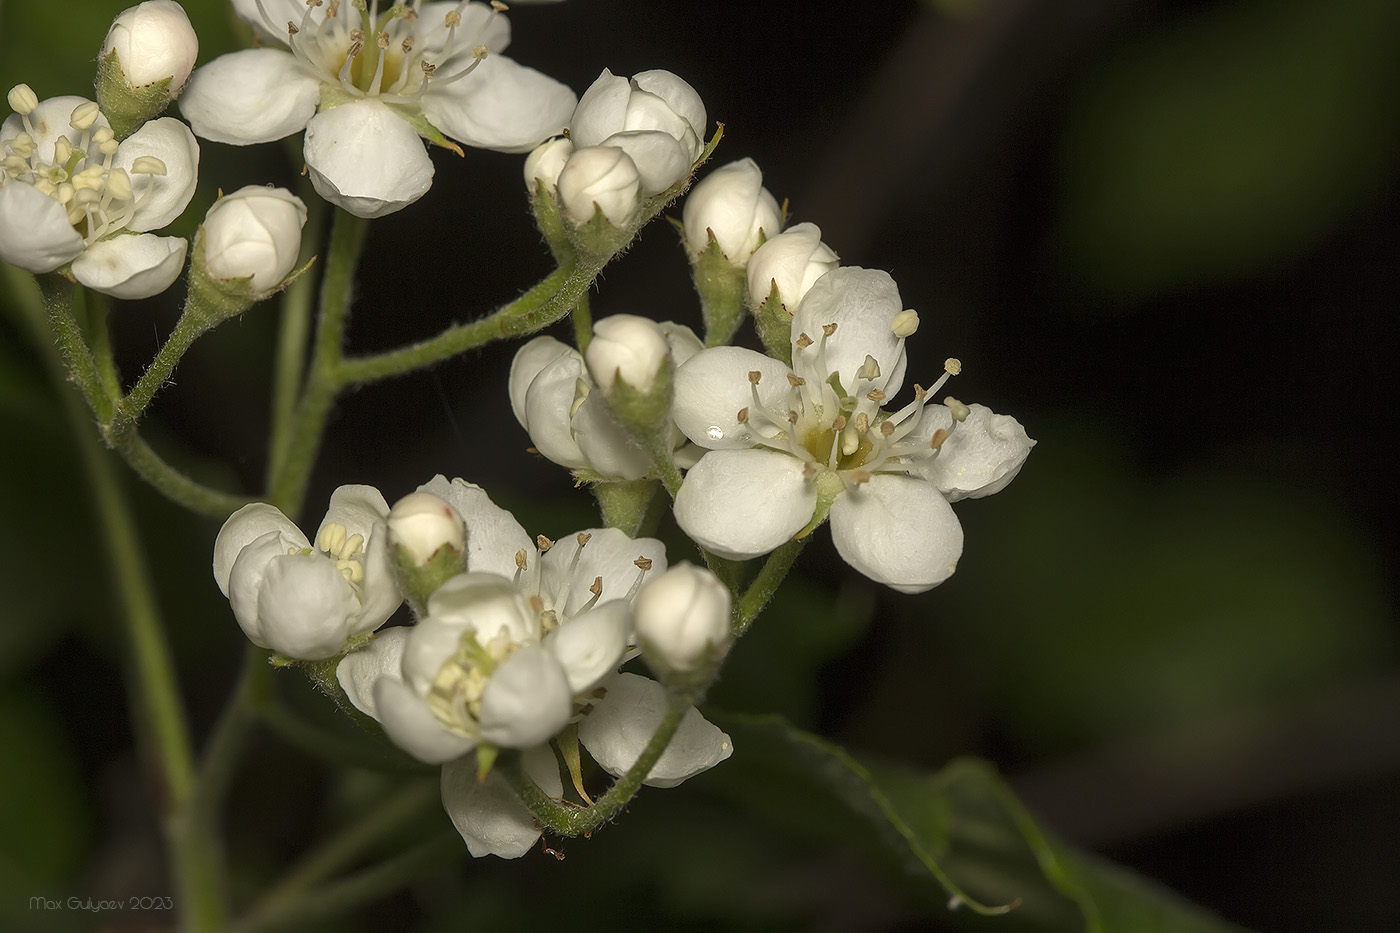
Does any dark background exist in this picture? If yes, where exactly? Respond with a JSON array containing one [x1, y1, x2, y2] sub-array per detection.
[[1, 0, 1397, 929]]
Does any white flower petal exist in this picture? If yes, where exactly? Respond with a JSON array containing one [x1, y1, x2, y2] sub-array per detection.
[[422, 573, 536, 654], [632, 70, 706, 155], [213, 502, 307, 595], [508, 336, 572, 426], [672, 346, 793, 449], [1, 96, 106, 164], [422, 55, 576, 153], [521, 350, 589, 469], [661, 321, 704, 368], [440, 744, 562, 860], [478, 645, 572, 748], [674, 449, 815, 560], [416, 2, 512, 55], [545, 599, 629, 694], [569, 69, 631, 148], [571, 393, 653, 480], [335, 627, 410, 721], [416, 476, 536, 585], [577, 673, 732, 788], [351, 521, 403, 635], [317, 484, 390, 544], [375, 676, 477, 763], [907, 403, 1036, 501], [0, 183, 86, 273], [226, 530, 295, 645], [115, 117, 199, 231], [229, 0, 305, 42], [71, 234, 187, 299], [179, 49, 319, 144], [539, 527, 667, 617], [829, 474, 963, 594], [303, 101, 434, 218], [600, 129, 689, 195], [256, 552, 360, 659], [792, 267, 907, 399]]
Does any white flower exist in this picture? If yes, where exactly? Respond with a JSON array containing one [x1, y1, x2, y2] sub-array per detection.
[[746, 221, 838, 312], [671, 267, 1035, 594], [387, 491, 465, 566], [198, 185, 306, 294], [179, 1, 576, 218], [340, 476, 669, 763], [523, 135, 572, 192], [682, 158, 782, 262], [102, 0, 199, 93], [585, 314, 670, 394], [213, 485, 402, 659], [632, 562, 731, 673], [441, 745, 562, 859], [576, 673, 732, 788], [0, 90, 197, 297], [509, 321, 703, 480], [555, 145, 640, 225], [569, 69, 706, 195]]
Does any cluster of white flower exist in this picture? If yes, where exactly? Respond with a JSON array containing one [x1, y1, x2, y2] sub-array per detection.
[[214, 477, 733, 858]]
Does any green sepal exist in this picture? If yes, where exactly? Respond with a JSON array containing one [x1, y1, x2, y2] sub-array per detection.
[[392, 539, 467, 619], [475, 743, 499, 784], [592, 478, 660, 537], [602, 354, 674, 442], [566, 200, 638, 260], [554, 725, 592, 803], [529, 181, 574, 264], [792, 469, 844, 541], [753, 280, 794, 365], [399, 106, 464, 155], [691, 234, 749, 347], [94, 50, 175, 140], [187, 226, 316, 320]]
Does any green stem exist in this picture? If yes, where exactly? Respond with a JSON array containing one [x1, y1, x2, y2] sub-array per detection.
[[266, 197, 325, 485], [247, 779, 440, 920], [114, 431, 251, 518], [85, 288, 124, 402], [267, 209, 370, 514], [108, 303, 215, 441], [36, 273, 112, 421], [514, 687, 692, 836], [733, 538, 807, 638], [232, 834, 461, 933], [572, 289, 593, 351]]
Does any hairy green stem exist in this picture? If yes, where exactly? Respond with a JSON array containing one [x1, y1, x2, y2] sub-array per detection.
[[267, 209, 371, 514], [85, 288, 124, 402], [266, 196, 325, 485], [733, 538, 807, 638], [515, 687, 692, 836], [115, 431, 251, 518], [36, 274, 113, 421], [108, 302, 217, 442]]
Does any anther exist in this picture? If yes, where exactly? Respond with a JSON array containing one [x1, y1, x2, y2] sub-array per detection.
[[473, 44, 489, 60], [944, 358, 962, 376], [529, 594, 545, 612], [802, 461, 818, 478], [856, 354, 881, 381], [866, 388, 886, 403], [70, 101, 100, 130], [748, 371, 762, 385], [537, 534, 554, 552], [787, 373, 806, 387], [7, 84, 38, 115], [854, 412, 869, 433], [444, 10, 460, 26], [105, 169, 132, 201], [514, 549, 528, 571], [892, 309, 919, 338], [822, 323, 837, 337], [795, 333, 813, 350], [421, 61, 436, 76], [402, 37, 414, 53], [736, 407, 749, 423], [491, 0, 508, 9], [634, 557, 653, 572], [929, 428, 949, 450], [287, 20, 300, 34], [944, 397, 970, 422], [849, 469, 872, 485], [786, 410, 798, 423], [831, 415, 847, 432], [131, 156, 167, 175], [576, 532, 592, 548], [589, 577, 603, 598], [378, 32, 390, 48], [880, 420, 895, 437]]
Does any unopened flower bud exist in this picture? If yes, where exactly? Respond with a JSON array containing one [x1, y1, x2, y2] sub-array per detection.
[[633, 563, 731, 675], [571, 69, 707, 195], [198, 185, 307, 295], [524, 136, 573, 193], [557, 146, 641, 225], [102, 1, 199, 92], [388, 493, 466, 566], [746, 221, 839, 312], [682, 158, 782, 263], [96, 1, 198, 137], [585, 314, 670, 395]]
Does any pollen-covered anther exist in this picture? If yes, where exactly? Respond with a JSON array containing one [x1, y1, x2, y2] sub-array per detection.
[[131, 156, 167, 175], [866, 388, 886, 403], [588, 577, 603, 598], [528, 594, 544, 612], [634, 556, 653, 572], [892, 309, 919, 338], [786, 410, 798, 424], [787, 372, 806, 387], [945, 397, 970, 422], [420, 61, 436, 77], [287, 21, 300, 35], [880, 420, 895, 437], [822, 323, 837, 337], [491, 0, 509, 11], [472, 45, 489, 61], [349, 27, 365, 42], [401, 37, 414, 53], [854, 412, 869, 433], [444, 10, 461, 27], [944, 358, 962, 376], [795, 333, 814, 350], [831, 415, 847, 432], [537, 534, 555, 552], [377, 32, 390, 49], [929, 428, 949, 450], [748, 370, 762, 385], [403, 7, 417, 23], [736, 407, 749, 424], [576, 532, 592, 548], [849, 469, 872, 485], [514, 549, 529, 571], [856, 354, 881, 381], [911, 384, 926, 402]]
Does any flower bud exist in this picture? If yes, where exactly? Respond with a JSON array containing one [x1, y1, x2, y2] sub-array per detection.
[[198, 185, 307, 295], [570, 69, 707, 195], [746, 221, 839, 312], [524, 136, 573, 193], [102, 1, 199, 91], [683, 158, 782, 263], [633, 563, 731, 675], [557, 146, 641, 225], [388, 493, 466, 566], [95, 1, 198, 138], [585, 314, 670, 394]]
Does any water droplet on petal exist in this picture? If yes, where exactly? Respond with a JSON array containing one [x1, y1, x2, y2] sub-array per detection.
[[706, 425, 724, 440]]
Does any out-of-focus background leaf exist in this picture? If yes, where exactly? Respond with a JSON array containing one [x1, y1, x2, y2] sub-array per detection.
[[1, 0, 1395, 929]]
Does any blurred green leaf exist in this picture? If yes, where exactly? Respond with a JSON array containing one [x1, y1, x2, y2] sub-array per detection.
[[1057, 0, 1400, 297], [717, 715, 1245, 932]]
